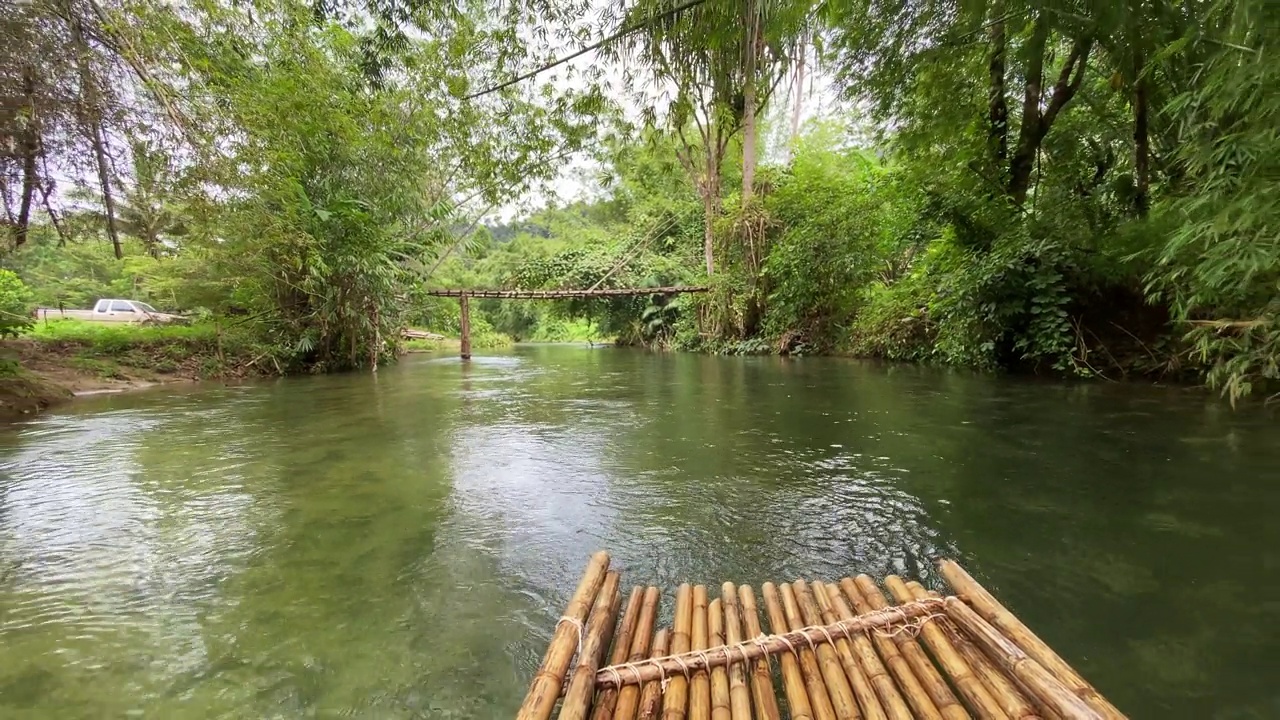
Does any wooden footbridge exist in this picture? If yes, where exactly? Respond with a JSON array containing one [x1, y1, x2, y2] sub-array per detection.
[[517, 552, 1127, 720], [423, 286, 708, 358]]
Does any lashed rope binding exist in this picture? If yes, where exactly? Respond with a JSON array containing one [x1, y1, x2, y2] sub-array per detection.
[[593, 596, 949, 689]]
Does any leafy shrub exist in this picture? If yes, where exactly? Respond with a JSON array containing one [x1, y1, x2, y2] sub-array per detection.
[[0, 269, 34, 338]]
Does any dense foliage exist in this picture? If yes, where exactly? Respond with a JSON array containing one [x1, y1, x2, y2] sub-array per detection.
[[2, 0, 1274, 401]]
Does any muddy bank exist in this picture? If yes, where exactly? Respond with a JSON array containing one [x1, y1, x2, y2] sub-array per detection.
[[1, 339, 200, 421]]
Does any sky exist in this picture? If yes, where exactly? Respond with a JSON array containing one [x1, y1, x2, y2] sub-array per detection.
[[496, 15, 851, 220]]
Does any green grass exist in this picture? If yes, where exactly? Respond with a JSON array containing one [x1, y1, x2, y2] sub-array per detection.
[[26, 318, 219, 347], [526, 317, 601, 343]]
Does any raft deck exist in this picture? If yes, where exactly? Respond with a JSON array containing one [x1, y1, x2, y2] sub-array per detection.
[[517, 552, 1126, 720]]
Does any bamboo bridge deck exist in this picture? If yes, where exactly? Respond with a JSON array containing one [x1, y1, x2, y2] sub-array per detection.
[[421, 286, 709, 358], [517, 553, 1126, 720]]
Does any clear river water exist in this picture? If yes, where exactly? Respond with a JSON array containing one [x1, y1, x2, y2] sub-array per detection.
[[1, 345, 1278, 719]]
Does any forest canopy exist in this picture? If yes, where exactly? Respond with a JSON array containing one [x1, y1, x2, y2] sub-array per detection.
[[2, 0, 1275, 399]]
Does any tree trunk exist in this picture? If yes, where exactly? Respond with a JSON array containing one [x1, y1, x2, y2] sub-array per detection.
[[40, 183, 70, 246], [741, 2, 760, 203], [89, 121, 123, 259], [790, 35, 805, 145], [1132, 50, 1150, 216], [1007, 14, 1049, 205], [15, 68, 39, 248], [703, 190, 716, 276], [987, 2, 1008, 165], [71, 13, 123, 259]]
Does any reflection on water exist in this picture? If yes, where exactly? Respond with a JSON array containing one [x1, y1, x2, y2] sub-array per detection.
[[2, 347, 1278, 718]]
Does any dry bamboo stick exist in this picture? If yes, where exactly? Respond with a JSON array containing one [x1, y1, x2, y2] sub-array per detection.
[[592, 586, 648, 720], [791, 581, 863, 720], [720, 583, 758, 720], [779, 582, 840, 720], [821, 583, 917, 720], [737, 586, 783, 720], [912, 584, 1043, 720], [690, 586, 711, 720], [942, 599, 1102, 720], [844, 577, 969, 720], [664, 584, 694, 720], [708, 599, 732, 720], [761, 582, 816, 720], [937, 561, 1124, 720], [561, 571, 623, 720], [594, 597, 946, 689], [809, 580, 888, 720], [614, 587, 662, 720], [884, 576, 1008, 720], [638, 629, 672, 720], [517, 550, 611, 720]]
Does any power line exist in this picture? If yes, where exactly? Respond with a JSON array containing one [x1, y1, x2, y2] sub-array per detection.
[[464, 0, 711, 100]]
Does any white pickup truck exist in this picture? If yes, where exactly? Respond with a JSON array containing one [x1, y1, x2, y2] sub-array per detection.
[[36, 299, 186, 324]]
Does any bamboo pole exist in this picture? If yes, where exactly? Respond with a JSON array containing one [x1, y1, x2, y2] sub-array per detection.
[[778, 582, 839, 720], [790, 581, 862, 720], [423, 286, 710, 299], [884, 576, 1008, 720], [737, 586, 783, 720], [614, 587, 663, 720], [911, 584, 1043, 720], [761, 582, 815, 720], [820, 583, 917, 720], [942, 599, 1103, 720], [708, 599, 732, 720], [808, 580, 888, 720], [690, 586, 711, 720], [845, 577, 969, 720], [517, 551, 611, 720], [597, 595, 946, 691], [720, 583, 758, 720], [458, 294, 472, 360], [592, 586, 648, 720], [664, 584, 694, 720], [638, 629, 672, 720], [561, 571, 623, 720], [937, 561, 1124, 720]]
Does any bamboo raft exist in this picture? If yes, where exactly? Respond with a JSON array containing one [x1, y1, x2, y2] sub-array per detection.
[[517, 552, 1126, 720]]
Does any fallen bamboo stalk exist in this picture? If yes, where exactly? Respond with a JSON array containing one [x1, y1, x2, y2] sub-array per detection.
[[884, 576, 1008, 720], [942, 599, 1102, 720], [720, 583, 758, 720], [911, 584, 1043, 720], [664, 584, 694, 720], [761, 582, 815, 720], [737, 586, 782, 720], [809, 580, 887, 720], [422, 286, 710, 299], [594, 596, 948, 691], [780, 582, 840, 720], [821, 583, 916, 720], [937, 562, 1124, 720], [615, 587, 662, 720], [592, 586, 647, 720], [638, 629, 672, 720], [708, 599, 732, 720], [690, 586, 711, 720], [560, 571, 623, 720], [848, 576, 970, 720], [791, 581, 862, 720], [517, 551, 611, 720]]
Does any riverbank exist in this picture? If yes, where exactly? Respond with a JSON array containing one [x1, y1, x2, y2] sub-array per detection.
[[0, 319, 271, 420], [0, 337, 212, 420]]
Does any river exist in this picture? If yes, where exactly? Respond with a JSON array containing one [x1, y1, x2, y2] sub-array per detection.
[[1, 345, 1277, 718]]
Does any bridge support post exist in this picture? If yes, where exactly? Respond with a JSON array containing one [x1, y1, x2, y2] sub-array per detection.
[[459, 294, 472, 360]]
